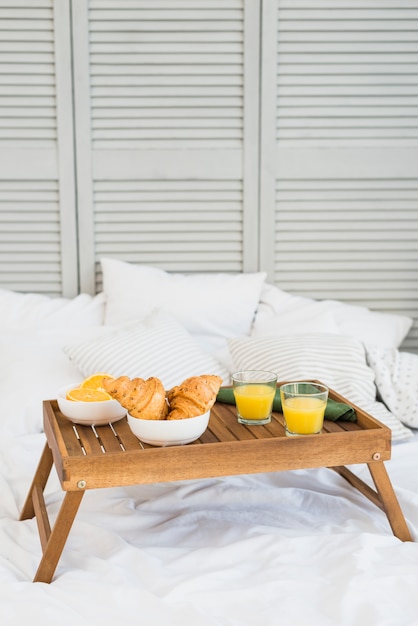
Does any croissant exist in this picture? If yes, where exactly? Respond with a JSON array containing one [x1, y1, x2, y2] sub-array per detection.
[[103, 375, 142, 412], [103, 375, 168, 420], [166, 374, 222, 420]]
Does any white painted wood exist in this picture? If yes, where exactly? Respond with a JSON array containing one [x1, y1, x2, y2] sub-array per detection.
[[242, 0, 260, 272], [259, 0, 418, 350], [275, 148, 418, 179], [0, 0, 77, 296], [72, 0, 257, 291], [92, 177, 245, 275], [71, 0, 96, 295], [93, 150, 242, 179], [53, 0, 78, 297], [259, 0, 278, 281]]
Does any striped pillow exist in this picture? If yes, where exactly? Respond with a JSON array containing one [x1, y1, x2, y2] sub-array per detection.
[[228, 333, 413, 442], [63, 311, 229, 390]]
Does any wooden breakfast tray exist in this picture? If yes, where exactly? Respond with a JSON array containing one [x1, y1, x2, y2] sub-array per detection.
[[20, 384, 412, 583]]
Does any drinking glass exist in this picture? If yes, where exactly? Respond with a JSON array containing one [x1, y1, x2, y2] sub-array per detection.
[[232, 370, 277, 425], [280, 382, 328, 436]]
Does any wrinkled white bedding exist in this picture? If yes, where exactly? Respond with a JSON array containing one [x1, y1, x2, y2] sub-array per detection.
[[2, 430, 418, 626], [1, 271, 418, 626]]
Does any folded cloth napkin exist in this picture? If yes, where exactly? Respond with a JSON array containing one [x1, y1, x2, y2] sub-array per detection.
[[216, 387, 357, 422]]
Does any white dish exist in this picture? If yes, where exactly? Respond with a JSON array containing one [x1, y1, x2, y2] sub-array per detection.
[[127, 410, 210, 447], [57, 383, 127, 426]]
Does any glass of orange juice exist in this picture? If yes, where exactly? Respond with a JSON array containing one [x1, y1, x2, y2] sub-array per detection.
[[280, 382, 328, 436], [232, 370, 277, 425]]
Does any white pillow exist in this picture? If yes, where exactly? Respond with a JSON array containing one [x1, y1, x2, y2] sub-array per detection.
[[0, 328, 105, 435], [100, 258, 266, 353], [366, 346, 418, 429], [0, 288, 105, 330], [252, 283, 413, 349], [228, 333, 413, 442], [251, 299, 341, 338], [63, 310, 230, 390]]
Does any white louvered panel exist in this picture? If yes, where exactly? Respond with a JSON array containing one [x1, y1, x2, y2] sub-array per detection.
[[276, 0, 418, 146], [260, 0, 418, 352], [273, 177, 418, 351], [93, 179, 243, 289], [88, 0, 244, 149], [0, 0, 56, 147], [0, 180, 61, 294], [0, 0, 77, 296], [274, 178, 418, 300], [74, 0, 259, 293]]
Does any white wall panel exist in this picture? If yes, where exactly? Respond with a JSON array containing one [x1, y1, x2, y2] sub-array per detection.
[[260, 0, 418, 351], [0, 0, 77, 296], [72, 0, 260, 293]]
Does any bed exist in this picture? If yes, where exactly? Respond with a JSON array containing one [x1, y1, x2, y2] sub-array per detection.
[[2, 257, 418, 625]]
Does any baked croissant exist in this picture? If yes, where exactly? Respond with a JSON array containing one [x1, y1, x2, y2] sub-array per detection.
[[103, 375, 168, 420], [103, 375, 142, 412], [166, 374, 222, 420]]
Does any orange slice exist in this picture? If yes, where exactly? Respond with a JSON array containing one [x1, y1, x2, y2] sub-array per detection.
[[79, 373, 115, 392], [66, 388, 112, 402]]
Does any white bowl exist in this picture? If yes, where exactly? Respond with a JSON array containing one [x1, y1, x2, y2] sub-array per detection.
[[127, 411, 210, 447], [57, 383, 127, 426]]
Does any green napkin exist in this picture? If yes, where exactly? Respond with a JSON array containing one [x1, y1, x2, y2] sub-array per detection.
[[216, 387, 357, 422]]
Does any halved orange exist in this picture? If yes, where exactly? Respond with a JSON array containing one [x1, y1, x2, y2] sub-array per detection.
[[79, 373, 115, 392], [66, 388, 112, 402]]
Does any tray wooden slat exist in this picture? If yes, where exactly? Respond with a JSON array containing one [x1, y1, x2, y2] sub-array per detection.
[[112, 418, 144, 450], [92, 424, 125, 454]]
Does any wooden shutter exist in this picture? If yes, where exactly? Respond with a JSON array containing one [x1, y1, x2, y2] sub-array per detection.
[[72, 0, 260, 293], [260, 0, 418, 351], [0, 0, 77, 296]]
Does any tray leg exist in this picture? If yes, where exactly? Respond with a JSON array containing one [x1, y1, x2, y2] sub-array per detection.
[[33, 490, 84, 584], [19, 441, 85, 582], [367, 461, 412, 542], [332, 462, 412, 542], [20, 442, 53, 521]]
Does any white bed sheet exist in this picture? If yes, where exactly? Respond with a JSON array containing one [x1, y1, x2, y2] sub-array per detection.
[[1, 283, 418, 625], [1, 428, 418, 626]]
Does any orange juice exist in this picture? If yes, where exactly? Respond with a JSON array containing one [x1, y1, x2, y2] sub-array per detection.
[[233, 384, 276, 421], [282, 396, 326, 435]]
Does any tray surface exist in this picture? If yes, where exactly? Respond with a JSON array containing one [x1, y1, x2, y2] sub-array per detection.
[[44, 384, 392, 491]]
